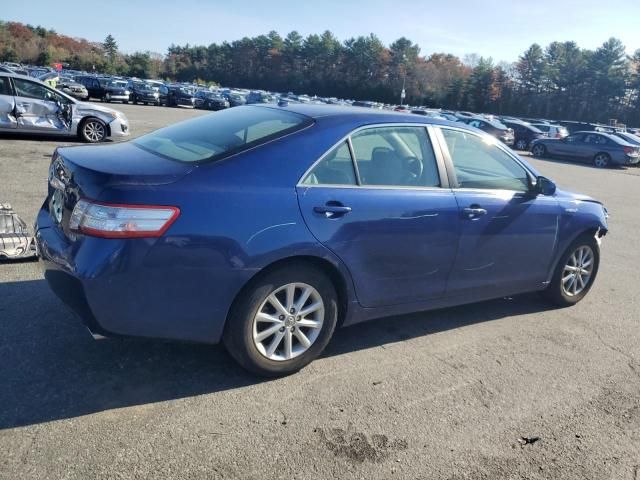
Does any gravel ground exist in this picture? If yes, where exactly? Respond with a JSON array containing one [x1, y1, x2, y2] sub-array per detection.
[[1, 103, 639, 480]]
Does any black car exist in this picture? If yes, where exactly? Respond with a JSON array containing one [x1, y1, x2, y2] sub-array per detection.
[[464, 118, 515, 146], [502, 120, 545, 150], [76, 76, 130, 103], [223, 92, 247, 107], [127, 80, 160, 105], [245, 91, 276, 104], [167, 86, 197, 107], [194, 91, 229, 110]]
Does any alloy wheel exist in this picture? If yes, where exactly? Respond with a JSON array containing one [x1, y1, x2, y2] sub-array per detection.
[[532, 145, 545, 157], [562, 245, 594, 297], [516, 139, 527, 150], [83, 121, 105, 142], [252, 282, 324, 361], [594, 154, 609, 168]]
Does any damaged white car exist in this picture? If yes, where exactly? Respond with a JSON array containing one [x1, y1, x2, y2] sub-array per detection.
[[0, 72, 129, 143], [0, 204, 37, 260]]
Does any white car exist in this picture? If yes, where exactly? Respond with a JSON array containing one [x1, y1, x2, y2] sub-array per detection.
[[0, 72, 129, 143], [532, 123, 569, 139]]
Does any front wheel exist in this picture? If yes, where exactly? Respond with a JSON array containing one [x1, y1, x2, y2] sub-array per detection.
[[79, 118, 107, 143], [532, 144, 547, 158], [223, 265, 338, 377], [593, 153, 610, 168], [543, 233, 600, 307]]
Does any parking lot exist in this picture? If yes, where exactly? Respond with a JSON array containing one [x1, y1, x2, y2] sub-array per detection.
[[1, 103, 639, 479]]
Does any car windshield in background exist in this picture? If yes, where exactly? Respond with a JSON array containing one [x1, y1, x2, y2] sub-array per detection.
[[133, 106, 311, 163], [134, 82, 152, 89]]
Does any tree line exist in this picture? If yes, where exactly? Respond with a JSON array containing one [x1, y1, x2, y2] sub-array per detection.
[[1, 20, 639, 126]]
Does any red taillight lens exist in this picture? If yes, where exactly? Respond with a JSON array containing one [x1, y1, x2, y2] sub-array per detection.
[[623, 146, 634, 154], [69, 199, 180, 238], [555, 133, 562, 138]]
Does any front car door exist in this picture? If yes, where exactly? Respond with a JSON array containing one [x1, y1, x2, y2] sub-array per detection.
[[297, 125, 461, 308], [435, 126, 561, 297], [553, 133, 587, 159], [0, 75, 17, 130], [12, 78, 71, 133]]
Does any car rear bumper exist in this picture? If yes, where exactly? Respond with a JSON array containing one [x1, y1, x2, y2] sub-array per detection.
[[35, 204, 237, 344]]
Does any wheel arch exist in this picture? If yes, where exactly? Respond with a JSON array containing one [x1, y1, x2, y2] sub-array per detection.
[[546, 225, 604, 283], [225, 255, 352, 335], [78, 115, 110, 135]]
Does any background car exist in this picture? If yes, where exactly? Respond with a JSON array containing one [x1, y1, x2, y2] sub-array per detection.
[[462, 117, 514, 146], [36, 105, 607, 376], [76, 76, 130, 103], [128, 80, 160, 105], [531, 131, 640, 167], [223, 92, 247, 107], [166, 85, 196, 107], [0, 72, 129, 142], [0, 203, 37, 260], [194, 91, 229, 110], [246, 91, 276, 104], [532, 123, 569, 139], [56, 78, 88, 100], [502, 119, 545, 150]]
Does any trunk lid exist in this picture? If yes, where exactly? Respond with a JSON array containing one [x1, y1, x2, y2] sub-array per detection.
[[47, 142, 195, 232]]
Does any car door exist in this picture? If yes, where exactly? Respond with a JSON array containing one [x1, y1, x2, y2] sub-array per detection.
[[297, 125, 461, 308], [12, 77, 69, 133], [553, 133, 585, 158], [0, 76, 17, 130], [436, 127, 560, 297]]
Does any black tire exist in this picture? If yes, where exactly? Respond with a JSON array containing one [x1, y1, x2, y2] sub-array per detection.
[[543, 233, 600, 307], [78, 118, 107, 143], [593, 152, 610, 168], [532, 144, 547, 158], [123, 100, 129, 104], [223, 264, 339, 377]]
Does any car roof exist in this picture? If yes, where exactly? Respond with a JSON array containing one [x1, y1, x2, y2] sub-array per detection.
[[0, 71, 39, 82], [258, 103, 458, 127]]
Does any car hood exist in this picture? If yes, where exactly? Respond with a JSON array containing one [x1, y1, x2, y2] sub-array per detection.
[[554, 187, 601, 205]]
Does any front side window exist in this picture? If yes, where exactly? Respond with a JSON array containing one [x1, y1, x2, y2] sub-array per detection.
[[302, 142, 356, 185], [13, 79, 66, 103], [134, 106, 311, 163], [0, 77, 11, 96], [441, 128, 530, 191], [351, 126, 440, 187]]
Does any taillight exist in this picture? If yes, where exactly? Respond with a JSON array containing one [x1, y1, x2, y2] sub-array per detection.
[[623, 146, 635, 154], [69, 199, 180, 238], [555, 133, 562, 138]]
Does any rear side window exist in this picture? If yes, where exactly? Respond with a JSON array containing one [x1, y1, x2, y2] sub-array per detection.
[[302, 142, 356, 185], [351, 126, 440, 187], [134, 106, 311, 163], [0, 77, 11, 95]]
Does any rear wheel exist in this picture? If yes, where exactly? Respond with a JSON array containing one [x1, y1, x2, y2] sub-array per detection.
[[593, 153, 610, 168], [532, 144, 546, 158], [223, 265, 338, 377], [79, 118, 107, 143], [543, 233, 600, 307], [515, 139, 528, 150]]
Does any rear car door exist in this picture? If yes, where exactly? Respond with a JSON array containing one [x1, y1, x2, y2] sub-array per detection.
[[436, 127, 560, 297], [297, 125, 460, 308], [0, 76, 17, 130], [12, 78, 70, 133]]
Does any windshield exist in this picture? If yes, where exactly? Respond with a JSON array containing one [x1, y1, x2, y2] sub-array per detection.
[[133, 106, 311, 163]]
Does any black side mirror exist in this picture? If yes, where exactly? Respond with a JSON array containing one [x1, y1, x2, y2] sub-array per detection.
[[534, 176, 556, 196]]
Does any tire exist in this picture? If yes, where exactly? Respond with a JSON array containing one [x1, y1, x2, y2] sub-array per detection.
[[532, 144, 547, 158], [593, 153, 610, 168], [79, 118, 107, 143], [223, 264, 339, 377], [104, 93, 111, 103], [123, 100, 129, 104], [515, 139, 528, 150], [543, 233, 600, 307]]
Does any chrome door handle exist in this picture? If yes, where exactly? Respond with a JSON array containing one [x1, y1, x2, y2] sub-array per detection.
[[462, 207, 487, 219]]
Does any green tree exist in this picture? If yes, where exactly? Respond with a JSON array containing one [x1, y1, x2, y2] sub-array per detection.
[[103, 34, 118, 63]]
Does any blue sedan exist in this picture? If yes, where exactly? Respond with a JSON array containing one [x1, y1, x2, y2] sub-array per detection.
[[36, 105, 609, 376]]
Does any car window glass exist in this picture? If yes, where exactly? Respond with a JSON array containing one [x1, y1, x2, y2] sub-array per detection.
[[442, 128, 529, 191], [351, 126, 440, 187], [13, 78, 58, 102], [302, 141, 356, 185], [0, 77, 11, 95]]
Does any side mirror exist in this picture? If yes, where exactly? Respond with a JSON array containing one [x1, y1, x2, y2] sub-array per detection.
[[534, 176, 556, 196]]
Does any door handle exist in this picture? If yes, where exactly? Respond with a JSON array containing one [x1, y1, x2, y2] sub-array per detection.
[[314, 204, 352, 218], [462, 206, 487, 219]]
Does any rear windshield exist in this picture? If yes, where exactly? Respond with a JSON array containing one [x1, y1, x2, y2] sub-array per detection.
[[133, 106, 311, 163]]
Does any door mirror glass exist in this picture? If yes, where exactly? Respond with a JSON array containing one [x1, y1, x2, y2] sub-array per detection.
[[535, 176, 556, 196]]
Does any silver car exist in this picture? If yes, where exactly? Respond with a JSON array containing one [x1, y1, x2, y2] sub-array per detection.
[[0, 204, 37, 260], [0, 72, 129, 143]]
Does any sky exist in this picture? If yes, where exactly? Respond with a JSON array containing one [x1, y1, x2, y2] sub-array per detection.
[[4, 0, 640, 62]]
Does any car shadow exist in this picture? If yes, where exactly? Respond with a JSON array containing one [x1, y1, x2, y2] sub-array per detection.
[[0, 278, 554, 430]]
